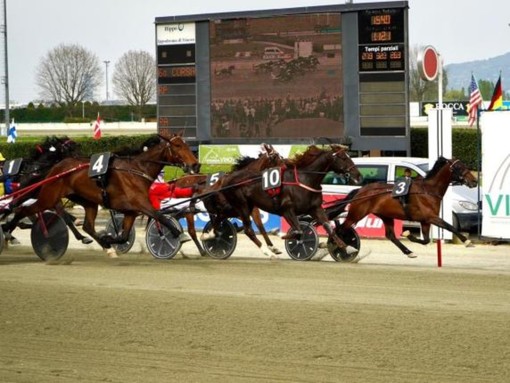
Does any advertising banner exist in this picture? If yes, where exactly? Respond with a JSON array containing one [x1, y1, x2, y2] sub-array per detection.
[[481, 111, 510, 239]]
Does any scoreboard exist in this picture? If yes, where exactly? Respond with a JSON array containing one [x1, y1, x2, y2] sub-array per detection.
[[155, 1, 409, 153], [156, 23, 197, 137], [358, 8, 406, 137]]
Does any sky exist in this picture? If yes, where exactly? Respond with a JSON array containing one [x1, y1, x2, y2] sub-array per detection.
[[4, 0, 510, 104]]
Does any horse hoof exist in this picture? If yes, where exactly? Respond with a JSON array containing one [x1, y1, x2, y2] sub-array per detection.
[[406, 252, 417, 258], [81, 237, 93, 245], [261, 245, 276, 258], [105, 248, 119, 258], [402, 230, 411, 238], [464, 239, 474, 248], [200, 231, 215, 241], [318, 242, 328, 249], [269, 246, 282, 254], [179, 233, 192, 243]]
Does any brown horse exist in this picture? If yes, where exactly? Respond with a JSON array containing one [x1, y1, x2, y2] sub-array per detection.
[[337, 156, 477, 257], [220, 145, 362, 257], [168, 143, 284, 256], [6, 133, 200, 257]]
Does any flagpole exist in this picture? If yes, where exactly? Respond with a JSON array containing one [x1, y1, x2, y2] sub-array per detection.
[[2, 0, 10, 137], [476, 106, 482, 239]]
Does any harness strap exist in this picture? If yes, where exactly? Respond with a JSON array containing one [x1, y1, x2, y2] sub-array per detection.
[[281, 166, 322, 193]]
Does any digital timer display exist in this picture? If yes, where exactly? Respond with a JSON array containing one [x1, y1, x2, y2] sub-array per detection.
[[358, 8, 404, 44], [157, 65, 196, 84], [358, 44, 405, 72], [371, 14, 391, 25]]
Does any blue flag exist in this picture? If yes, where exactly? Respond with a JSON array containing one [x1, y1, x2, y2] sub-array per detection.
[[7, 122, 17, 143]]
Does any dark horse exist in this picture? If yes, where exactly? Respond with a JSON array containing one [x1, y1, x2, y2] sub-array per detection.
[[5, 133, 200, 257], [336, 156, 477, 257], [1, 136, 92, 245], [168, 143, 284, 256], [220, 145, 362, 256]]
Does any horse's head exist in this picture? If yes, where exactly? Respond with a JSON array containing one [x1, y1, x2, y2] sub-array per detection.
[[448, 158, 477, 188], [329, 145, 362, 185], [159, 132, 201, 174], [258, 143, 284, 169]]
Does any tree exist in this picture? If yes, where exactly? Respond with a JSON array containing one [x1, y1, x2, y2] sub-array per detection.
[[112, 50, 156, 120], [409, 44, 448, 102], [36, 44, 102, 111]]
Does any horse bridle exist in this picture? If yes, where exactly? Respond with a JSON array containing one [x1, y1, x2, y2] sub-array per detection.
[[448, 159, 470, 183]]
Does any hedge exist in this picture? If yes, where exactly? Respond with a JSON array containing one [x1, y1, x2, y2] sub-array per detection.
[[0, 128, 481, 171]]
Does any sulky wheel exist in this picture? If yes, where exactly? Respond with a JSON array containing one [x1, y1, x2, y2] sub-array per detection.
[[31, 211, 69, 261], [105, 213, 136, 254], [201, 220, 237, 260], [327, 226, 361, 262], [145, 215, 182, 260], [284, 221, 318, 261]]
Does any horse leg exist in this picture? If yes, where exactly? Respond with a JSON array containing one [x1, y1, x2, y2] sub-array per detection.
[[402, 222, 431, 245], [428, 217, 473, 247], [314, 209, 357, 255], [185, 211, 206, 256], [380, 217, 415, 257], [236, 208, 277, 258], [54, 203, 93, 245], [252, 207, 281, 254]]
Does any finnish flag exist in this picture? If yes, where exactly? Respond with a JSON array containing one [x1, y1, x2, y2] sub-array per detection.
[[7, 122, 17, 143]]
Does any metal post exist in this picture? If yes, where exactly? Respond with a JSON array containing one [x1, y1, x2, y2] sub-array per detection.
[[103, 60, 110, 101], [2, 0, 9, 135]]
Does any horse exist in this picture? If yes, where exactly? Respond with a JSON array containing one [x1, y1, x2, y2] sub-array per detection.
[[336, 156, 478, 257], [167, 143, 284, 257], [0, 136, 92, 245], [220, 145, 362, 257], [5, 133, 200, 258]]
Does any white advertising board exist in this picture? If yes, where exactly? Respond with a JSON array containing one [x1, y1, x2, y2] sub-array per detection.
[[156, 23, 195, 45], [480, 111, 510, 239]]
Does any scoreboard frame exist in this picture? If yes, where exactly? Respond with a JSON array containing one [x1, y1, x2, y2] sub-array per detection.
[[155, 1, 409, 154]]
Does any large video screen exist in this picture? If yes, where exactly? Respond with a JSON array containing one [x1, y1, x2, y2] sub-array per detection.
[[209, 13, 342, 139]]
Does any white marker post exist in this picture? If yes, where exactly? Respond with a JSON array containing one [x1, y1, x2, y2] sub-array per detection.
[[418, 46, 452, 267]]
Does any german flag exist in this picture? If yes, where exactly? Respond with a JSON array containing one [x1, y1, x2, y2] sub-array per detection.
[[488, 74, 503, 111]]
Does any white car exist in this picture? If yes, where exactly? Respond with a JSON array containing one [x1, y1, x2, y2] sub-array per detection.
[[321, 157, 481, 233]]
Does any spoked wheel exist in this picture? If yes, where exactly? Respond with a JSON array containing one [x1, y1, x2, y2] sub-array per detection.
[[284, 221, 318, 261], [327, 226, 361, 262], [145, 215, 182, 259], [201, 220, 237, 260], [105, 213, 136, 254], [31, 211, 69, 261]]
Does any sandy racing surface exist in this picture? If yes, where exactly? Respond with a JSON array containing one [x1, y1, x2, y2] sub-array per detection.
[[1, 235, 509, 383]]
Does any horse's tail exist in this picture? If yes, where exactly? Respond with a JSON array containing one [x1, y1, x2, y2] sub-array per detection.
[[325, 189, 360, 220]]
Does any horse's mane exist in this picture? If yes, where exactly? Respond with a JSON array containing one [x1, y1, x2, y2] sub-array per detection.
[[286, 145, 325, 167], [114, 135, 160, 156], [425, 156, 448, 179], [232, 156, 257, 171]]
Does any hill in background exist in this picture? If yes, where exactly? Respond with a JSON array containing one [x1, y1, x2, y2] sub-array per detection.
[[445, 52, 510, 91]]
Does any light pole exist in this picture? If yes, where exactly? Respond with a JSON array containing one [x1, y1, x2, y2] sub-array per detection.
[[103, 60, 110, 101], [2, 0, 10, 135]]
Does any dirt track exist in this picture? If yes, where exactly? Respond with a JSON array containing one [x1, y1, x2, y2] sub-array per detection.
[[1, 241, 509, 383]]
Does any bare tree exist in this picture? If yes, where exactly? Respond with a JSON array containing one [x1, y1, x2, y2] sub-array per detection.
[[36, 44, 102, 109], [112, 50, 156, 119]]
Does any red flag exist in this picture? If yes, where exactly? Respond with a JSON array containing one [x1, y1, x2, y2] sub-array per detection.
[[93, 113, 102, 140]]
